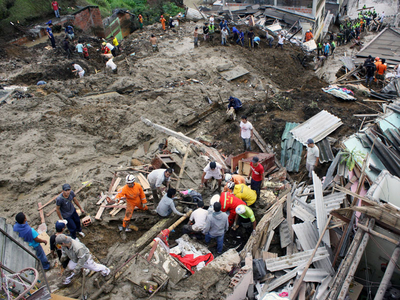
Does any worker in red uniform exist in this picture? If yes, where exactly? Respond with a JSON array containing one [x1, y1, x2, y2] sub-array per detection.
[[219, 192, 246, 226], [305, 29, 314, 42], [115, 174, 148, 232], [160, 15, 166, 31], [248, 156, 264, 200], [52, 0, 60, 18], [138, 14, 144, 29]]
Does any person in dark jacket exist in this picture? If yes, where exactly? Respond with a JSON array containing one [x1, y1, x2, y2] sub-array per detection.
[[365, 61, 376, 87]]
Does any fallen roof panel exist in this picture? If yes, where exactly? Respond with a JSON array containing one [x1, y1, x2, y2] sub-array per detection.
[[316, 138, 334, 164], [219, 66, 249, 81], [290, 110, 343, 145], [356, 28, 400, 66]]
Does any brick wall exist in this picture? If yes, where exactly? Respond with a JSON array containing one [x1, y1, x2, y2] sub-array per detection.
[[73, 6, 105, 38]]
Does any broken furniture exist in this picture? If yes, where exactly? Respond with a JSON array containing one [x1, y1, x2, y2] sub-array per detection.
[[230, 151, 275, 176]]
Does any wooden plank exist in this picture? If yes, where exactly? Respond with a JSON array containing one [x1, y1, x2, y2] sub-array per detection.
[[46, 207, 56, 217], [176, 145, 191, 189], [95, 199, 108, 220], [96, 192, 107, 205], [137, 173, 150, 190], [111, 178, 121, 192], [38, 202, 45, 223], [37, 232, 51, 255]]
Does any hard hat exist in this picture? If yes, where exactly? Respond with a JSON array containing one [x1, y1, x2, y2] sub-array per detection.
[[210, 194, 220, 206], [225, 174, 232, 182], [102, 42, 106, 45], [227, 182, 235, 191], [161, 15, 163, 18], [236, 205, 246, 215], [375, 57, 380, 61], [126, 174, 136, 184]]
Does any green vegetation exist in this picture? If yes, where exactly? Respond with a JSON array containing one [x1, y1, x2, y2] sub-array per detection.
[[340, 148, 365, 171], [0, 0, 184, 35]]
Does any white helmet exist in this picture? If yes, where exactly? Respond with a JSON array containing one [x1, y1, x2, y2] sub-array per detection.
[[126, 174, 136, 184], [210, 194, 220, 206], [227, 182, 235, 191], [225, 174, 232, 182], [235, 205, 246, 215]]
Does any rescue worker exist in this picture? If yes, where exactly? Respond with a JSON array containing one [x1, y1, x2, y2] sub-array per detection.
[[317, 42, 323, 56], [56, 234, 110, 284], [223, 173, 246, 192], [226, 182, 257, 206], [138, 14, 144, 29], [376, 58, 387, 82], [248, 156, 264, 200], [305, 29, 314, 42], [115, 174, 148, 232], [160, 15, 166, 31], [233, 205, 257, 236], [219, 192, 246, 226]]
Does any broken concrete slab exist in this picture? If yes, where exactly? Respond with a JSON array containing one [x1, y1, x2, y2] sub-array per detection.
[[219, 66, 250, 81]]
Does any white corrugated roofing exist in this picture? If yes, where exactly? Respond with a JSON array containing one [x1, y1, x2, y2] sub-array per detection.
[[290, 110, 343, 145]]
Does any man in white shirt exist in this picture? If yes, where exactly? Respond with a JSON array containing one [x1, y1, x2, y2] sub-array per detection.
[[305, 138, 319, 178], [71, 63, 85, 78], [200, 161, 224, 190], [183, 201, 208, 237], [106, 58, 117, 74], [147, 168, 173, 205], [276, 34, 285, 50], [240, 115, 253, 151]]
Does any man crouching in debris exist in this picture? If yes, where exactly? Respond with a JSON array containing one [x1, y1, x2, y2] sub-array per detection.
[[148, 168, 173, 205], [56, 234, 110, 285], [200, 161, 224, 190], [203, 202, 229, 255], [115, 174, 148, 232], [305, 138, 319, 179]]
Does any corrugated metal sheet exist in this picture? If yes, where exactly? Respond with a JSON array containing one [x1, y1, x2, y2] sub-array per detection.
[[279, 220, 291, 248], [317, 138, 334, 164], [292, 202, 316, 222], [292, 222, 335, 275], [298, 268, 329, 282], [0, 217, 36, 288], [281, 122, 303, 172], [339, 56, 355, 71], [309, 192, 346, 213], [356, 28, 400, 66], [265, 247, 329, 272], [316, 275, 334, 299], [265, 264, 305, 293], [290, 110, 343, 145], [313, 172, 330, 247], [322, 151, 342, 190]]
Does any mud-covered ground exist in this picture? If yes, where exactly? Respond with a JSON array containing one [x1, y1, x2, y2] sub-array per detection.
[[0, 19, 381, 299]]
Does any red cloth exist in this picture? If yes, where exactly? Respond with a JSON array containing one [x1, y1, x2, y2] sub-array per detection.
[[170, 253, 214, 274], [219, 192, 246, 226], [52, 1, 59, 10], [250, 162, 264, 181]]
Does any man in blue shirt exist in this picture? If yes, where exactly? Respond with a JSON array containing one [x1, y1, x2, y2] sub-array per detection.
[[13, 212, 50, 270], [65, 25, 75, 40], [46, 21, 56, 49], [56, 183, 85, 239], [227, 96, 242, 115]]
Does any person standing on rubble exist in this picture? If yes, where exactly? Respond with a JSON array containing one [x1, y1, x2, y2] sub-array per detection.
[[275, 34, 285, 50], [232, 26, 239, 43], [56, 234, 110, 285], [305, 139, 319, 179], [183, 201, 208, 237], [265, 31, 274, 48], [62, 37, 72, 59], [156, 188, 184, 217], [365, 59, 376, 87], [226, 182, 257, 207], [200, 161, 224, 190], [376, 58, 387, 82], [203, 23, 209, 41], [221, 27, 229, 46], [138, 14, 144, 29], [305, 29, 313, 42], [208, 23, 215, 42], [247, 28, 255, 48], [52, 0, 60, 18], [56, 183, 85, 239], [248, 156, 264, 200], [148, 168, 173, 205], [46, 21, 56, 49], [14, 212, 50, 270], [160, 15, 166, 31], [115, 174, 148, 232], [50, 220, 70, 269], [203, 202, 229, 255], [240, 115, 253, 151], [233, 205, 257, 236], [150, 34, 158, 52]]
